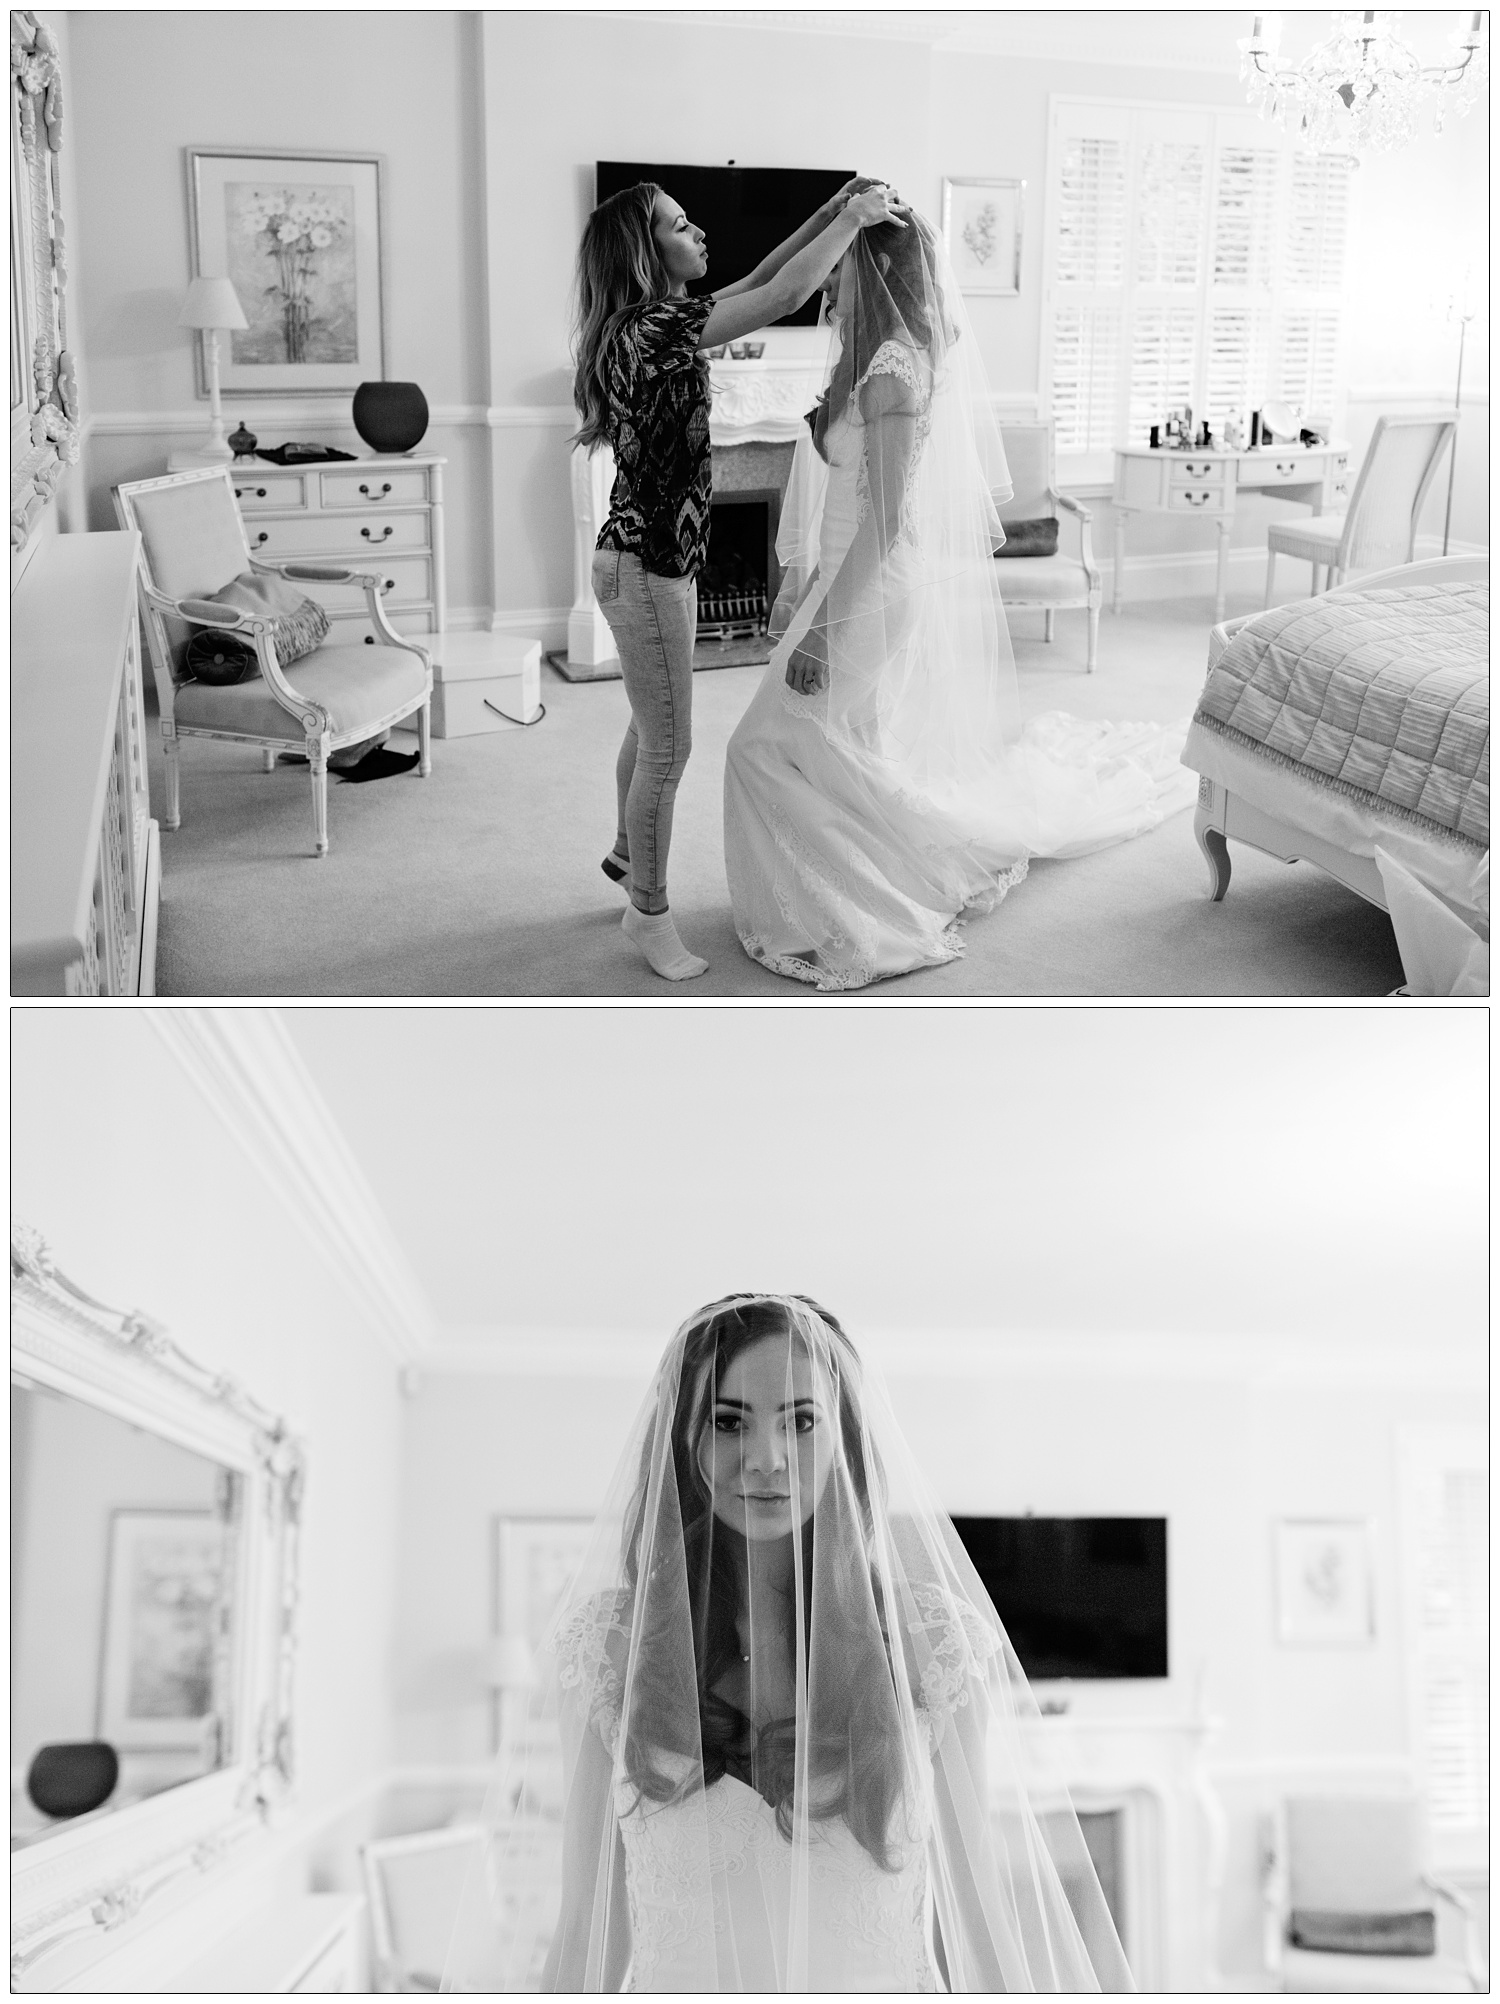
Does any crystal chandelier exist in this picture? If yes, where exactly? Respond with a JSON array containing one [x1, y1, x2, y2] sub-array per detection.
[[1239, 11, 1488, 153]]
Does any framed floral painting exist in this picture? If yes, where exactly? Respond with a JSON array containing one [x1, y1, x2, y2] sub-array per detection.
[[1273, 1518, 1375, 1646], [185, 146, 387, 395], [98, 1509, 229, 1750], [942, 177, 1024, 296]]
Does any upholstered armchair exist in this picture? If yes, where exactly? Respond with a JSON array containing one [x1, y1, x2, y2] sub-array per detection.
[[114, 466, 432, 857], [995, 422, 1102, 672], [1265, 413, 1457, 604], [1262, 1795, 1483, 1992]]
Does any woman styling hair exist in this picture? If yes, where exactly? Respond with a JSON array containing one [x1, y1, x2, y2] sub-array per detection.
[[444, 1295, 1133, 1992], [571, 177, 905, 981]]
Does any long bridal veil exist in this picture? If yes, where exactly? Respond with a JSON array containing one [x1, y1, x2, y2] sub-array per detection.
[[734, 205, 1193, 951], [443, 1298, 1133, 1992]]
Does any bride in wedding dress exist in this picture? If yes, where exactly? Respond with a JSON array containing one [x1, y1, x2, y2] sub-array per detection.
[[443, 1295, 1133, 1993], [724, 203, 1195, 990]]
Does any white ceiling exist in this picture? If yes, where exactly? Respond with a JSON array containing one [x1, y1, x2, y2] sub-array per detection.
[[279, 1009, 1485, 1363]]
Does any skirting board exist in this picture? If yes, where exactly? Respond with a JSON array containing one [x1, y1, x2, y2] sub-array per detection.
[[547, 631, 773, 681]]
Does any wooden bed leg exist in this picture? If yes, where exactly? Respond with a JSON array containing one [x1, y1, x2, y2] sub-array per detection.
[[1195, 816, 1232, 901]]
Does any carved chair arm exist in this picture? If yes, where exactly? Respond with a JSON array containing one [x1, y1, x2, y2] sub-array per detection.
[[1053, 491, 1100, 584], [247, 556, 430, 676], [138, 582, 329, 737], [1423, 1875, 1485, 1989]]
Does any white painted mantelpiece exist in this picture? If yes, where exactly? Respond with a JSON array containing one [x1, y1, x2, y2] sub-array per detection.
[[1014, 1714, 1226, 1993], [567, 359, 825, 670]]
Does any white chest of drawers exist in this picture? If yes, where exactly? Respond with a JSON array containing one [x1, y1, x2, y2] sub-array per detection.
[[11, 530, 160, 996], [172, 450, 447, 641]]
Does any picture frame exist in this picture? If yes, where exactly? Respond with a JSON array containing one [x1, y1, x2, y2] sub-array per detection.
[[942, 177, 1024, 295], [185, 145, 388, 396], [98, 1509, 230, 1750], [1274, 1518, 1375, 1646], [494, 1514, 596, 1655]]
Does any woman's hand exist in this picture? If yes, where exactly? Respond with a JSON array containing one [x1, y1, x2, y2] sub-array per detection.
[[844, 184, 907, 231], [786, 630, 829, 695], [824, 175, 888, 218]]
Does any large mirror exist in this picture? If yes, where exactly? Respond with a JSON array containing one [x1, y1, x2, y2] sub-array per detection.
[[10, 10, 79, 562], [11, 1380, 240, 1850], [10, 1225, 303, 1989]]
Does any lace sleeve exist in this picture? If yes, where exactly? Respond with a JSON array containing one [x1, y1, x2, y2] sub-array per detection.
[[553, 1588, 631, 1753], [854, 339, 930, 409], [908, 1586, 1003, 1745]]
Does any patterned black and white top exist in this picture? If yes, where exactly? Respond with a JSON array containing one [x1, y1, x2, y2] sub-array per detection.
[[596, 294, 715, 578]]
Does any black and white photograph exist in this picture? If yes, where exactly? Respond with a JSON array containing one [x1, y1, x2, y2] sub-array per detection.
[[9, 1006, 1488, 1991], [10, 10, 1488, 998]]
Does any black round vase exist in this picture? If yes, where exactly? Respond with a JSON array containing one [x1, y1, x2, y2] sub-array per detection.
[[352, 381, 429, 454], [28, 1741, 119, 1820]]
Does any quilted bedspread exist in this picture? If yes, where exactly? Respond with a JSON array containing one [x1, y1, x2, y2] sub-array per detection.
[[1192, 579, 1489, 848]]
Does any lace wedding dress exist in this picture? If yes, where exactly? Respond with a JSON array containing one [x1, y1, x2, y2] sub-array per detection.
[[724, 214, 1195, 992]]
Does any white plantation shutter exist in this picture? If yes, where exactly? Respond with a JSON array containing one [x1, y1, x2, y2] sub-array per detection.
[[1043, 99, 1354, 480], [1399, 1427, 1487, 1866]]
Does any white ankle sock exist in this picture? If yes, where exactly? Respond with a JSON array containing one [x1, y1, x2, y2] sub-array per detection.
[[622, 904, 708, 981]]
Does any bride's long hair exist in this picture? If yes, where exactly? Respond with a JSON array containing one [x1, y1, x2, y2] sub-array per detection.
[[570, 179, 668, 452], [619, 1295, 909, 1870]]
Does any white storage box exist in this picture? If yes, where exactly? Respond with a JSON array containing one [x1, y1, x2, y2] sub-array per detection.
[[429, 633, 542, 736]]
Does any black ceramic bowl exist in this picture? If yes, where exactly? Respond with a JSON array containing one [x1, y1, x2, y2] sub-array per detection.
[[28, 1741, 119, 1819], [352, 381, 429, 455]]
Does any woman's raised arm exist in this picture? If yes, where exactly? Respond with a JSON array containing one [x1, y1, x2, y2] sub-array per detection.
[[698, 186, 905, 351]]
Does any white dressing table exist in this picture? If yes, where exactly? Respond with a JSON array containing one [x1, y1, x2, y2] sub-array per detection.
[[1111, 440, 1350, 619]]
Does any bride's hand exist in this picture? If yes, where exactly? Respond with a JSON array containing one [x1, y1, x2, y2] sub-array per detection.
[[845, 184, 907, 231], [786, 638, 829, 694]]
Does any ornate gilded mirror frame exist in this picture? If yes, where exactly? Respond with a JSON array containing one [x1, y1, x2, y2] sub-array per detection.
[[10, 1223, 304, 1988], [10, 12, 79, 559]]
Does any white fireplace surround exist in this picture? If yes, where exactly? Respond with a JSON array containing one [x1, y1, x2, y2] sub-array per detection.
[[1020, 1713, 1226, 1992], [568, 358, 825, 669]]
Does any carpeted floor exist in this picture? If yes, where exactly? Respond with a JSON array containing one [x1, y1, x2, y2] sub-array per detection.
[[149, 592, 1406, 997]]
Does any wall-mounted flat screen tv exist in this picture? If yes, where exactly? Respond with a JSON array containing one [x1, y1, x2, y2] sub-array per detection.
[[594, 162, 855, 326], [950, 1516, 1169, 1680]]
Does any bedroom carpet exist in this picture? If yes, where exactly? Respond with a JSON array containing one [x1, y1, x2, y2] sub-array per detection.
[[147, 593, 1407, 997]]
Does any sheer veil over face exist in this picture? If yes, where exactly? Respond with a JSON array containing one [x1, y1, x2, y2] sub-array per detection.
[[444, 1296, 1134, 1993]]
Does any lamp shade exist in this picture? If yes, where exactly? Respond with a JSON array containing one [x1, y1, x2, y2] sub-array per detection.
[[483, 1635, 539, 1690], [178, 276, 248, 331]]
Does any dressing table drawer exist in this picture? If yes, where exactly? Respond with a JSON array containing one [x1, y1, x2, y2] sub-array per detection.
[[321, 466, 432, 509], [246, 511, 431, 559], [231, 472, 310, 511]]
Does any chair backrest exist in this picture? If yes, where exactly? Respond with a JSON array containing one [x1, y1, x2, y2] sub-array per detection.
[[997, 423, 1056, 523], [361, 1822, 486, 1991], [1283, 1795, 1428, 1914], [1339, 413, 1457, 571], [114, 468, 251, 695]]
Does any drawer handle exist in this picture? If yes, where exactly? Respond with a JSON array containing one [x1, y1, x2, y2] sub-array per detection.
[[235, 486, 268, 500], [252, 530, 270, 546], [359, 481, 393, 499], [361, 525, 394, 544], [1185, 491, 1212, 507], [1276, 461, 1297, 477], [383, 578, 396, 592]]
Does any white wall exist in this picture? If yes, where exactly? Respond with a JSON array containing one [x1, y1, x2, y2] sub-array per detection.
[[60, 11, 1486, 639], [10, 1011, 406, 1980], [394, 1351, 1475, 1980]]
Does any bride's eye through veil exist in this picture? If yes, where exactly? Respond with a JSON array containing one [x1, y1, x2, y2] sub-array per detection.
[[442, 1296, 1134, 1992]]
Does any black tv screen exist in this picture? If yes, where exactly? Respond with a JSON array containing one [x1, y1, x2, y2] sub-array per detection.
[[595, 162, 855, 326], [951, 1517, 1169, 1680]]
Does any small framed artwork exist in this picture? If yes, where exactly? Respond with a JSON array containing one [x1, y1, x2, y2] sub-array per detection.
[[98, 1510, 228, 1749], [494, 1515, 596, 1655], [185, 146, 387, 396], [1274, 1519, 1375, 1646], [942, 178, 1024, 295]]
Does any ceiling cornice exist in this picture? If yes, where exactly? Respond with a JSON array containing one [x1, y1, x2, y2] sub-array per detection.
[[417, 1327, 1483, 1389], [148, 1009, 437, 1365]]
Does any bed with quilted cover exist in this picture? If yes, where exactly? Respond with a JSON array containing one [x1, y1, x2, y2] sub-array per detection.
[[1189, 578, 1488, 851]]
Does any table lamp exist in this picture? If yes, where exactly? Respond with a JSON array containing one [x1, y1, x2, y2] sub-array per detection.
[[178, 276, 248, 466]]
